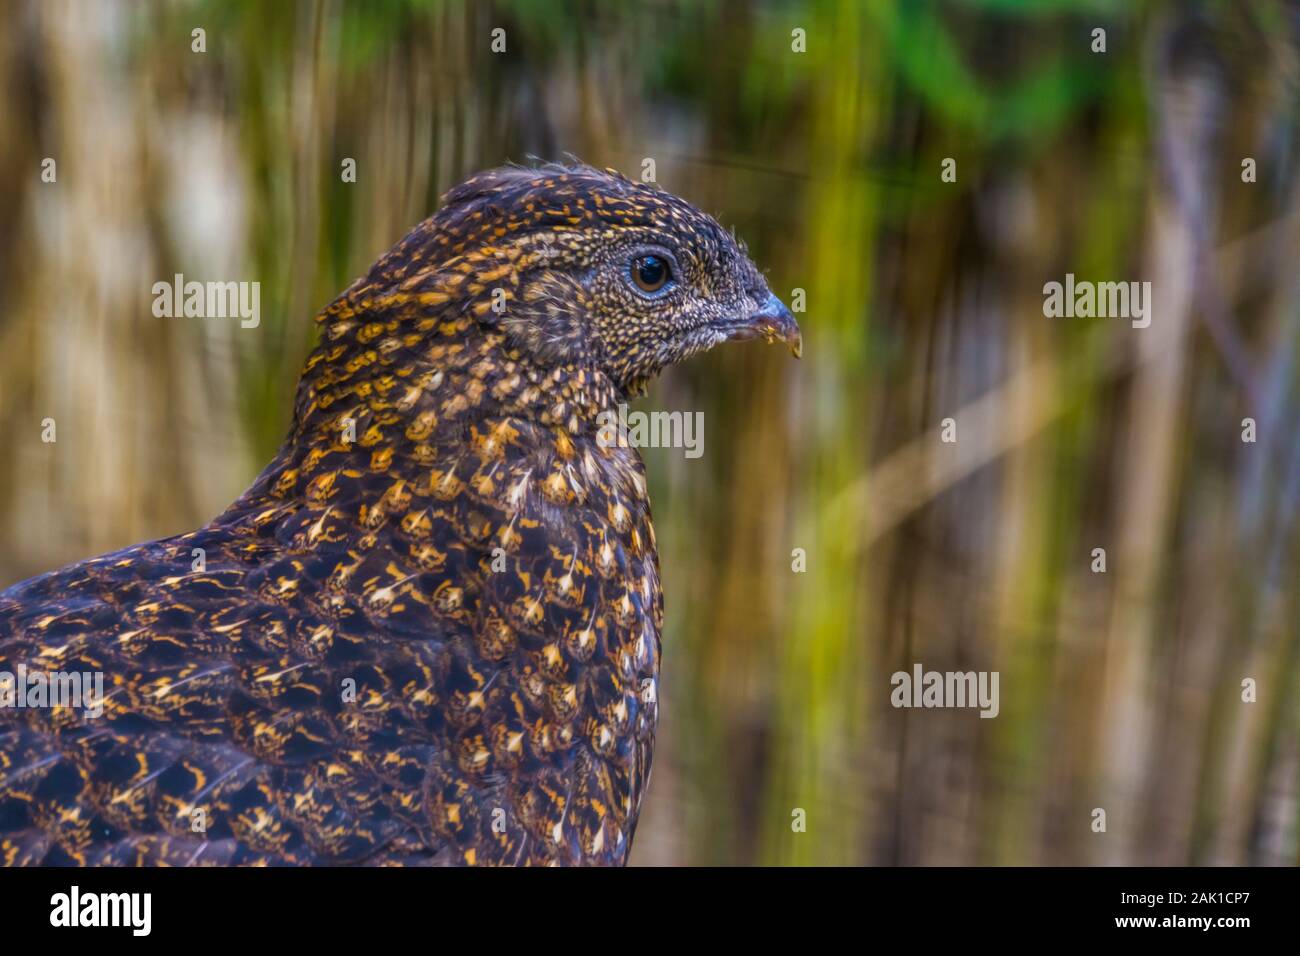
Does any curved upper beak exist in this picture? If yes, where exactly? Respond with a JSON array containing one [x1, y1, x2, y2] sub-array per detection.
[[733, 292, 803, 358]]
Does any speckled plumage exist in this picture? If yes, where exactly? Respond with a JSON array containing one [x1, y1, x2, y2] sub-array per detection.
[[0, 163, 799, 866]]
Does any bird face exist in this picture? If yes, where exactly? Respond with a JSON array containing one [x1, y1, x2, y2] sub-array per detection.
[[429, 164, 802, 397], [576, 217, 803, 393]]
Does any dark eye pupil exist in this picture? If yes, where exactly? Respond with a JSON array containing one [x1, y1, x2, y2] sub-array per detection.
[[634, 255, 668, 291]]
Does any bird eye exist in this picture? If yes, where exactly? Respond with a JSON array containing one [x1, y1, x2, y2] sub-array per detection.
[[630, 254, 671, 295]]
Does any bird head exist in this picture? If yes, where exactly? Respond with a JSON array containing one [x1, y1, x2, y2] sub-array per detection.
[[338, 163, 801, 405]]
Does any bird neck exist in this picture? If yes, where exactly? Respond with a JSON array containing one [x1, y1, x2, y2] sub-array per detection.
[[283, 316, 623, 474], [220, 322, 629, 533]]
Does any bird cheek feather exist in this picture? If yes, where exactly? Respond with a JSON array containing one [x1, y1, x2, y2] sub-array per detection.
[[491, 272, 593, 365]]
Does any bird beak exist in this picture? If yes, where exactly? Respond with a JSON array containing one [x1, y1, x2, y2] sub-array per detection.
[[728, 292, 803, 358]]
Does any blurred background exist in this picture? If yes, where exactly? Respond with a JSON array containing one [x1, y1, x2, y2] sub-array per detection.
[[1, 0, 1298, 865]]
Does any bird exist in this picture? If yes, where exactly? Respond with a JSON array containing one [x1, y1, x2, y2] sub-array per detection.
[[0, 162, 801, 866]]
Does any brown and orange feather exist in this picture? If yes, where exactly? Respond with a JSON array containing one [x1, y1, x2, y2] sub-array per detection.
[[0, 162, 798, 866]]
